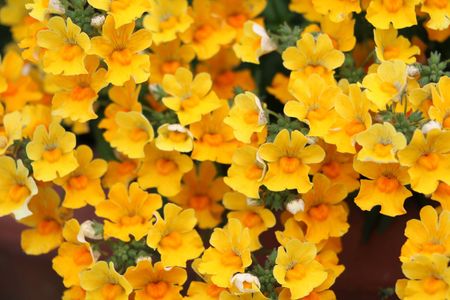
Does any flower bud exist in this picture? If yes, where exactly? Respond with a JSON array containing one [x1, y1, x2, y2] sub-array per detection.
[[231, 273, 261, 294], [80, 220, 102, 240], [286, 198, 305, 215], [422, 120, 441, 134], [91, 15, 106, 28]]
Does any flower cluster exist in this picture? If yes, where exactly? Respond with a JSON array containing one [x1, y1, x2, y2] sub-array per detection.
[[0, 0, 449, 299]]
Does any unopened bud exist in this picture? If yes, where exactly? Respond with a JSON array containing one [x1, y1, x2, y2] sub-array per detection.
[[80, 220, 102, 240], [231, 273, 261, 294], [422, 120, 441, 134], [407, 65, 420, 78], [286, 198, 305, 215], [91, 15, 106, 28]]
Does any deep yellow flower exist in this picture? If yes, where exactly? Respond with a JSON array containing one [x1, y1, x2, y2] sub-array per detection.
[[273, 239, 328, 299], [428, 76, 450, 129], [124, 260, 187, 300], [233, 21, 276, 64], [0, 111, 22, 155], [267, 73, 293, 104], [319, 16, 356, 52], [219, 291, 268, 300], [52, 219, 95, 287], [353, 160, 412, 217], [26, 0, 64, 21], [0, 0, 29, 26], [79, 261, 132, 300], [37, 17, 90, 75], [96, 182, 162, 242], [0, 156, 37, 220], [366, 0, 420, 29], [170, 161, 228, 229], [155, 123, 194, 153], [258, 129, 325, 193], [431, 181, 450, 210], [26, 122, 78, 182], [197, 218, 252, 287], [279, 288, 336, 300], [289, 0, 322, 21], [62, 286, 86, 300], [21, 104, 53, 139], [147, 203, 204, 267], [374, 26, 420, 64], [87, 0, 151, 28], [421, 0, 450, 30], [137, 142, 193, 197], [211, 0, 267, 33], [54, 145, 107, 209], [223, 192, 276, 251], [102, 158, 139, 189], [398, 129, 450, 194], [185, 280, 226, 299], [90, 16, 152, 86], [162, 67, 222, 125], [312, 0, 361, 22]]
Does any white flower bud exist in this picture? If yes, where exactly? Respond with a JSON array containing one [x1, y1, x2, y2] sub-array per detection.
[[231, 273, 261, 294], [49, 0, 65, 14], [136, 256, 152, 264], [91, 15, 106, 28], [252, 23, 277, 55], [407, 65, 420, 78], [80, 220, 102, 240], [286, 198, 305, 215], [422, 120, 442, 134], [306, 136, 318, 145]]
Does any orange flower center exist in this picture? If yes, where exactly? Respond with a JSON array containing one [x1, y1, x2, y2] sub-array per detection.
[[189, 195, 210, 210], [118, 160, 136, 175], [309, 204, 330, 221], [206, 284, 225, 297], [286, 263, 305, 281], [68, 175, 89, 190], [245, 165, 263, 180], [383, 0, 404, 12], [160, 231, 182, 249], [344, 119, 366, 136], [194, 24, 214, 42], [110, 0, 130, 12], [376, 175, 400, 193], [443, 116, 450, 129], [242, 212, 262, 228], [168, 131, 187, 143], [130, 128, 149, 142], [155, 158, 178, 175], [279, 156, 301, 174], [418, 153, 440, 170], [70, 86, 96, 101], [120, 215, 143, 226], [227, 13, 247, 28], [303, 292, 321, 300], [322, 161, 341, 179], [383, 45, 400, 60], [161, 60, 181, 74], [3, 82, 18, 97], [60, 44, 83, 61], [159, 16, 178, 30], [8, 184, 30, 203], [180, 96, 200, 110], [244, 111, 259, 124], [203, 133, 224, 146], [101, 284, 123, 300], [308, 106, 329, 120], [220, 251, 242, 268], [436, 182, 450, 195], [73, 246, 93, 266], [146, 281, 170, 298], [425, 0, 447, 8], [111, 49, 133, 65], [423, 277, 447, 294], [421, 242, 446, 254], [37, 219, 60, 235], [42, 148, 62, 163], [373, 143, 393, 157], [304, 65, 327, 76], [380, 82, 398, 95], [215, 70, 236, 87]]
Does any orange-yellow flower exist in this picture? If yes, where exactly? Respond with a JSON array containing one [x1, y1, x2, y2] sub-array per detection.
[[87, 0, 151, 28], [366, 0, 420, 29]]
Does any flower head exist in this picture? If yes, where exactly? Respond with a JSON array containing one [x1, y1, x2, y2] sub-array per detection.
[[374, 26, 420, 64], [155, 124, 194, 153], [366, 0, 420, 29], [233, 21, 276, 64], [88, 0, 151, 28]]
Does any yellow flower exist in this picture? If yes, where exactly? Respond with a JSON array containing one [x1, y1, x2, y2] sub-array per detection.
[[223, 192, 276, 251], [124, 260, 187, 300], [137, 142, 193, 197], [21, 104, 53, 139], [279, 288, 336, 300], [401, 206, 450, 262], [258, 129, 325, 193], [421, 0, 450, 30], [362, 60, 407, 110], [90, 16, 152, 86], [87, 0, 151, 28], [102, 158, 139, 189], [319, 16, 356, 52], [143, 0, 193, 45], [353, 160, 412, 217], [396, 254, 450, 299], [428, 76, 450, 129], [37, 17, 90, 75], [26, 0, 65, 21], [289, 0, 322, 21], [190, 104, 240, 164], [374, 26, 420, 64], [96, 182, 162, 242], [224, 92, 267, 143], [0, 156, 37, 220], [63, 286, 86, 300], [186, 280, 226, 299], [273, 239, 328, 299], [170, 161, 228, 229], [109, 111, 154, 159], [147, 203, 204, 267], [276, 218, 306, 247], [0, 111, 22, 155], [52, 219, 95, 287], [233, 21, 276, 64], [79, 261, 132, 300], [282, 33, 345, 83], [219, 291, 268, 300], [366, 0, 420, 29], [54, 145, 107, 209], [26, 122, 78, 182], [312, 0, 361, 22], [162, 67, 222, 125], [224, 145, 267, 199], [398, 129, 450, 194], [155, 123, 194, 152], [431, 181, 450, 209], [20, 186, 72, 255], [285, 74, 341, 137], [50, 56, 108, 122], [294, 174, 349, 243], [0, 0, 29, 26], [355, 123, 407, 163], [197, 218, 252, 288], [267, 73, 293, 104]]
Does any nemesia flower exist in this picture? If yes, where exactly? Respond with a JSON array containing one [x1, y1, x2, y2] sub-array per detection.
[[267, 73, 293, 104], [258, 129, 325, 193], [146, 203, 204, 267], [26, 0, 65, 21], [124, 260, 187, 300], [428, 76, 450, 129], [90, 16, 152, 86], [432, 181, 450, 210], [219, 291, 268, 300], [0, 111, 22, 155], [312, 0, 361, 22], [26, 121, 78, 182], [87, 0, 151, 28], [54, 145, 107, 209], [162, 67, 222, 125], [366, 0, 420, 29], [102, 158, 139, 189], [155, 123, 194, 152], [0, 0, 29, 26], [62, 286, 86, 300], [319, 16, 356, 52], [374, 26, 421, 64], [230, 273, 262, 295], [37, 17, 91, 76], [21, 104, 53, 139], [79, 261, 132, 300], [421, 0, 450, 30], [353, 160, 412, 217], [95, 182, 162, 242], [289, 0, 322, 21]]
